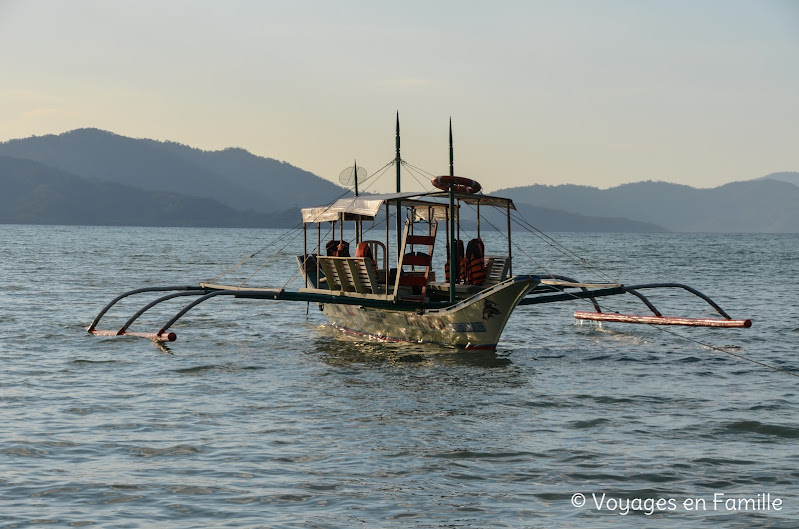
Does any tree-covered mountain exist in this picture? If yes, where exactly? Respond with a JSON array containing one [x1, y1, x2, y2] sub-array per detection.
[[0, 128, 347, 214], [759, 172, 799, 187], [458, 200, 666, 233], [1, 128, 794, 232], [494, 179, 799, 232], [512, 202, 666, 232], [0, 128, 669, 231], [0, 156, 297, 227]]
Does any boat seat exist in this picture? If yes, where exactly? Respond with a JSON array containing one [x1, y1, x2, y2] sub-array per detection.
[[483, 255, 509, 287], [317, 256, 381, 294]]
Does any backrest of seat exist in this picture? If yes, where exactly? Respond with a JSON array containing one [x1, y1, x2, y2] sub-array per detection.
[[483, 255, 510, 287], [317, 256, 379, 294]]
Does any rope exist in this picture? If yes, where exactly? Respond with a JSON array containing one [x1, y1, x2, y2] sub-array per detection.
[[361, 160, 395, 191], [497, 203, 793, 378], [403, 163, 437, 192], [463, 201, 558, 278], [206, 161, 397, 285], [403, 162, 437, 179], [356, 160, 398, 194], [281, 267, 303, 290], [467, 201, 798, 379], [237, 226, 308, 287], [204, 226, 303, 283], [206, 209, 332, 284], [653, 325, 799, 379], [509, 208, 618, 283], [230, 157, 421, 289]]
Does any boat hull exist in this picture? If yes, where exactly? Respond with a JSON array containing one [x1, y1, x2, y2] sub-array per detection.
[[321, 276, 539, 350]]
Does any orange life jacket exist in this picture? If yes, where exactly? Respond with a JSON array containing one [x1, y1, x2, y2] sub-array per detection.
[[355, 242, 377, 272], [465, 238, 486, 285], [445, 239, 465, 283]]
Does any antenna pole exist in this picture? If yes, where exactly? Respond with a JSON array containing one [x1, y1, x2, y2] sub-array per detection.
[[354, 159, 359, 197]]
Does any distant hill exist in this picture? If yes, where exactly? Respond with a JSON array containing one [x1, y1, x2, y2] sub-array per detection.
[[0, 156, 297, 227], [0, 128, 347, 214], [759, 172, 799, 187], [470, 201, 666, 232], [494, 179, 799, 232], [0, 128, 669, 231], [514, 203, 665, 232]]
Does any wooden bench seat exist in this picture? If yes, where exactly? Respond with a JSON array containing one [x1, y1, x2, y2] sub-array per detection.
[[317, 256, 382, 295], [484, 255, 510, 287]]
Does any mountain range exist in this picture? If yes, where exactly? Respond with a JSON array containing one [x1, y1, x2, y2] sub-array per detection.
[[0, 129, 796, 232], [0, 128, 345, 215], [494, 175, 799, 232], [0, 156, 297, 227]]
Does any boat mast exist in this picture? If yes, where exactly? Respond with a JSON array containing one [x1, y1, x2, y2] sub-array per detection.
[[448, 118, 456, 304], [395, 113, 402, 262], [354, 159, 359, 244], [449, 118, 454, 177]]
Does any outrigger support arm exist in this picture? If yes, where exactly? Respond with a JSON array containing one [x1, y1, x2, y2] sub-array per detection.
[[88, 283, 458, 342], [626, 282, 735, 319], [535, 274, 604, 312], [521, 286, 626, 306], [119, 291, 208, 335], [87, 286, 206, 334], [156, 290, 230, 337], [521, 281, 751, 328]]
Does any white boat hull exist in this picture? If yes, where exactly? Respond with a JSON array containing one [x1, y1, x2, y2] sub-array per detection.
[[321, 276, 539, 350]]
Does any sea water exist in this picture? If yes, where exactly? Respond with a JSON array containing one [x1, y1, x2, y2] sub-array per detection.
[[1, 225, 797, 528]]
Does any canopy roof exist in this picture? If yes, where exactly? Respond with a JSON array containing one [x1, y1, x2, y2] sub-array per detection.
[[301, 191, 515, 224]]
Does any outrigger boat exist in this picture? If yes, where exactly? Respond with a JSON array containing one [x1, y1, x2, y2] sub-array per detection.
[[88, 118, 751, 349]]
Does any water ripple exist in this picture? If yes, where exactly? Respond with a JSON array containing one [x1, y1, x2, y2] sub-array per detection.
[[1, 227, 797, 528]]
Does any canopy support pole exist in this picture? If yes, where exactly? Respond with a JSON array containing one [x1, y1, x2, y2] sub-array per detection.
[[507, 203, 512, 276], [303, 223, 308, 288], [477, 200, 481, 239], [449, 184, 456, 304]]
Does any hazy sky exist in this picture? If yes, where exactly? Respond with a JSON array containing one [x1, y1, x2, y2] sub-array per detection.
[[1, 0, 797, 192]]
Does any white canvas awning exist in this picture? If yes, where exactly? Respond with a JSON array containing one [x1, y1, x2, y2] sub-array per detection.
[[301, 192, 435, 223], [301, 190, 514, 223]]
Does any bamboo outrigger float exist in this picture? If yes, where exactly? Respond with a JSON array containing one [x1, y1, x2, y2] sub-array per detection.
[[88, 117, 751, 348]]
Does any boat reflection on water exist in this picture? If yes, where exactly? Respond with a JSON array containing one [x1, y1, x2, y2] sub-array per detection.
[[308, 328, 513, 368]]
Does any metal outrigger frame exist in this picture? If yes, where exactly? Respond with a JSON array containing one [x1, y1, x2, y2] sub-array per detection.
[[521, 277, 752, 328]]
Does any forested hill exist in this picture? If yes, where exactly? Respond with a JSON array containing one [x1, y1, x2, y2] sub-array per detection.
[[494, 179, 799, 232], [0, 156, 296, 227], [2, 129, 794, 231], [0, 128, 347, 215]]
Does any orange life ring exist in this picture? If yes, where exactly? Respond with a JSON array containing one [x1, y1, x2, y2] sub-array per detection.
[[431, 176, 482, 194]]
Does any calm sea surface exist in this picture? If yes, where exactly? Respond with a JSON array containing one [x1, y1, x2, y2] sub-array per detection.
[[1, 225, 797, 528]]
